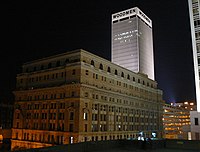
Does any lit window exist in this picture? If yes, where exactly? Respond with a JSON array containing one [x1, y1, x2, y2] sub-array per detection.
[[84, 112, 88, 120]]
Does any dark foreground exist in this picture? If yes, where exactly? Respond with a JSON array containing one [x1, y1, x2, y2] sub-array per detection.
[[95, 147, 199, 152], [1, 139, 200, 152]]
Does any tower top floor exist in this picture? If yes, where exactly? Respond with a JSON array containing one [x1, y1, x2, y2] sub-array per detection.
[[112, 7, 152, 27]]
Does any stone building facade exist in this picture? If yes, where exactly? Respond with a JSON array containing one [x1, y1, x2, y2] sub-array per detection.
[[11, 49, 163, 150]]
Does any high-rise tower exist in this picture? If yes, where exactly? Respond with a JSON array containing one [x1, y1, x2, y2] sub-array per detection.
[[111, 7, 155, 80], [188, 0, 200, 112]]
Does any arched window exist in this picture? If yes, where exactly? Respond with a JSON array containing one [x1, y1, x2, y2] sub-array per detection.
[[107, 67, 111, 73], [127, 74, 130, 80], [99, 64, 103, 70], [138, 79, 140, 83], [91, 60, 95, 67], [133, 77, 135, 81], [121, 72, 124, 77], [115, 70, 118, 75], [143, 81, 145, 85]]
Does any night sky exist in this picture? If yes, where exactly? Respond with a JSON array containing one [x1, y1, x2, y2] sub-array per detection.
[[1, 0, 195, 103]]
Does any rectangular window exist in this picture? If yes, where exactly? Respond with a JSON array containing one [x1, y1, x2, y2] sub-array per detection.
[[17, 122, 19, 128], [85, 92, 88, 97], [24, 133, 26, 140], [84, 112, 88, 120], [16, 133, 18, 139], [27, 133, 29, 140], [53, 113, 56, 120], [61, 123, 64, 131], [60, 103, 65, 109], [58, 113, 64, 120], [16, 113, 20, 119], [61, 136, 64, 144], [70, 112, 74, 120], [71, 91, 75, 97], [48, 135, 51, 142], [85, 70, 89, 75], [195, 118, 199, 125], [51, 135, 55, 143]]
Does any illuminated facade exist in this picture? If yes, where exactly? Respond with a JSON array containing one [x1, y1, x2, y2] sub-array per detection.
[[163, 104, 191, 140], [111, 7, 155, 80], [172, 101, 197, 111], [11, 49, 163, 150], [188, 0, 200, 112], [170, 100, 200, 140]]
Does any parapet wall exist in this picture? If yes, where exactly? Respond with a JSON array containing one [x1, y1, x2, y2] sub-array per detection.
[[14, 139, 200, 152], [165, 139, 200, 150]]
